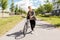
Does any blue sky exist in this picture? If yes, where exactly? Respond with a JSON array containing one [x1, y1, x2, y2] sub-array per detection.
[[8, 0, 22, 6], [8, 0, 44, 9], [6, 0, 52, 11]]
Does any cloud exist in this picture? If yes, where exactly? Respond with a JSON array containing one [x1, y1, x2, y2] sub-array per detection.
[[15, 0, 41, 11], [14, 0, 52, 11]]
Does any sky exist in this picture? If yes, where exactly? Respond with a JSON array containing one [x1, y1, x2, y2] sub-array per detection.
[[8, 0, 46, 11], [0, 0, 52, 11]]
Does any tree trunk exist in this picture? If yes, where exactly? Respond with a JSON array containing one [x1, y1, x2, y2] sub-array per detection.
[[2, 10, 4, 18]]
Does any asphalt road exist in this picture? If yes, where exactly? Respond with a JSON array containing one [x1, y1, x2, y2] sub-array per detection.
[[0, 19, 60, 40]]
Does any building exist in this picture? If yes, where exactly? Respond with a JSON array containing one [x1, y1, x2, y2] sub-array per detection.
[[52, 0, 60, 15], [53, 0, 60, 10]]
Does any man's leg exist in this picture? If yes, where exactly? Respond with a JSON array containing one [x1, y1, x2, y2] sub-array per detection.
[[32, 20, 36, 31], [30, 20, 34, 31]]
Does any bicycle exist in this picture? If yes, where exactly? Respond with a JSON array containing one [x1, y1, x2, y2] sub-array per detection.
[[23, 19, 29, 36]]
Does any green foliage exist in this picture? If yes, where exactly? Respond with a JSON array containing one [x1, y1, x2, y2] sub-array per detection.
[[53, 0, 60, 6], [0, 0, 1, 6], [35, 5, 45, 15], [45, 0, 49, 3], [15, 5, 26, 15], [37, 15, 60, 27], [39, 5, 45, 13], [15, 5, 18, 15], [18, 8, 26, 15], [18, 8, 23, 15], [44, 3, 53, 13], [0, 0, 8, 10], [57, 0, 60, 3], [22, 10, 26, 14], [35, 0, 53, 15], [10, 0, 14, 12]]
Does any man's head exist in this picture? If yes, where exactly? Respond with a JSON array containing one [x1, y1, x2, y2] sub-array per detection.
[[28, 6, 32, 11]]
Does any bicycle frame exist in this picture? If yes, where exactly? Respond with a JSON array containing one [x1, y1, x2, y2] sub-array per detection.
[[23, 19, 29, 36]]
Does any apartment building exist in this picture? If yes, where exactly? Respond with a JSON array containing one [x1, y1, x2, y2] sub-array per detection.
[[52, 0, 60, 15], [53, 0, 60, 10]]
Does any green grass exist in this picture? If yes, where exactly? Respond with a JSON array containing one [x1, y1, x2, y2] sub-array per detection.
[[0, 15, 23, 36], [37, 14, 60, 27]]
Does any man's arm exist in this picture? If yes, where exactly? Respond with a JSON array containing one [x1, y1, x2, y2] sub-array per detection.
[[27, 12, 29, 19]]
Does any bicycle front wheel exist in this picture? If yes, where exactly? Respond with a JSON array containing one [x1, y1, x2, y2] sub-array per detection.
[[23, 23, 28, 36]]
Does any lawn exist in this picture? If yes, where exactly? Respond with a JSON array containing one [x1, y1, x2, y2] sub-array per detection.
[[37, 14, 60, 27], [0, 15, 23, 36]]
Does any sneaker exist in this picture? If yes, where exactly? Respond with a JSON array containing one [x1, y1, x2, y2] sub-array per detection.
[[31, 31, 34, 34]]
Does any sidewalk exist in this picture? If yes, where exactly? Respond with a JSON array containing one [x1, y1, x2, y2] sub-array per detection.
[[0, 19, 60, 40]]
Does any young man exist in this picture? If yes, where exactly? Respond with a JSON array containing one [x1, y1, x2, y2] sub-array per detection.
[[27, 6, 36, 32]]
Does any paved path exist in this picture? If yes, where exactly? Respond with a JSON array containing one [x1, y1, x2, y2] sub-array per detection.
[[0, 19, 60, 40]]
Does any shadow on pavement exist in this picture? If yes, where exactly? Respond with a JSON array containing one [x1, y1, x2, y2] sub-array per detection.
[[6, 30, 32, 39], [36, 23, 56, 30]]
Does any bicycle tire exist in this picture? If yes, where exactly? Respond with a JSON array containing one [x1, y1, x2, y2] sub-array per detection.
[[23, 22, 28, 36]]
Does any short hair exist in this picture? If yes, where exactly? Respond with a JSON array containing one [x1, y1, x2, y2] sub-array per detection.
[[28, 6, 31, 9]]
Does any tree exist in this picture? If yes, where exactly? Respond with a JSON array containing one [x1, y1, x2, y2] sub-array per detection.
[[15, 5, 18, 15], [35, 5, 45, 15], [45, 0, 49, 3], [57, 0, 60, 3], [0, 0, 8, 17], [1, 0, 8, 12], [44, 3, 53, 13], [18, 8, 26, 15], [19, 8, 22, 15], [10, 0, 14, 14], [39, 5, 45, 14], [21, 9, 26, 14], [15, 5, 26, 15], [44, 0, 53, 13], [0, 0, 1, 6]]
